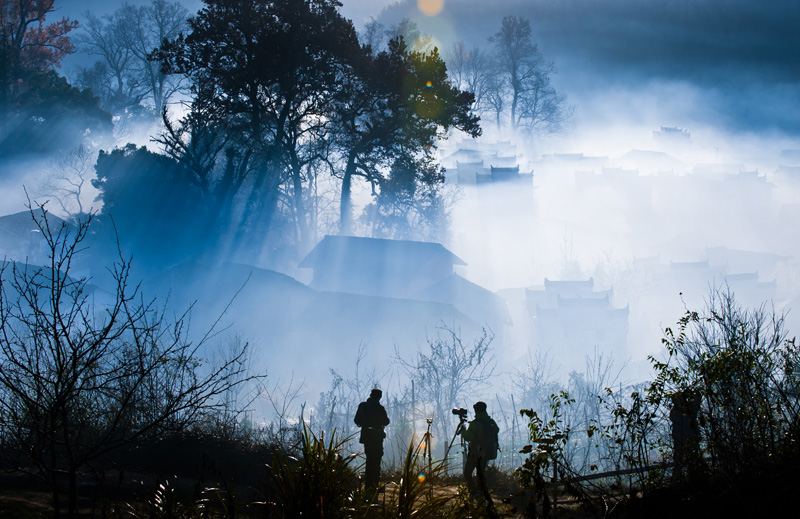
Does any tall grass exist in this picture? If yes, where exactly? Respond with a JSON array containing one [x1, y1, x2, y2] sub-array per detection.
[[377, 439, 500, 519], [121, 426, 502, 518], [265, 425, 366, 518]]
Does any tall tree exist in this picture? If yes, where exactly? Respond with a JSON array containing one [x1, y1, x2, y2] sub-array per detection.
[[121, 0, 187, 114], [359, 16, 384, 54], [490, 15, 536, 130], [364, 154, 450, 242], [333, 37, 480, 235], [77, 9, 144, 115], [158, 0, 361, 254], [385, 18, 420, 48]]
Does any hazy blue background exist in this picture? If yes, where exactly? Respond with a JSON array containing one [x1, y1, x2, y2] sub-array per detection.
[[10, 0, 797, 417]]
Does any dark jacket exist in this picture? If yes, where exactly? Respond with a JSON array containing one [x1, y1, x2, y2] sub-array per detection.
[[461, 411, 499, 458], [354, 397, 390, 444]]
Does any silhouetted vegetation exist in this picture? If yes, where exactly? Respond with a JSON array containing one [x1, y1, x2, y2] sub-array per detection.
[[1, 1, 798, 518], [0, 206, 260, 519], [91, 144, 210, 270], [0, 1, 112, 157], [511, 287, 800, 518]]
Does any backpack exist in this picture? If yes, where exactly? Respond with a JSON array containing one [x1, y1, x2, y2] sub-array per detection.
[[478, 417, 499, 461]]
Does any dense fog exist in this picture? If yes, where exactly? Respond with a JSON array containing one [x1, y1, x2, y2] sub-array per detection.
[[2, 0, 798, 464]]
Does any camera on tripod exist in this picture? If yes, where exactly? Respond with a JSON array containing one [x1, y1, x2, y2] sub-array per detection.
[[444, 408, 470, 460], [452, 407, 468, 421]]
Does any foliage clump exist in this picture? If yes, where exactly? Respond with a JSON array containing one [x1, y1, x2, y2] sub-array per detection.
[[512, 287, 800, 518]]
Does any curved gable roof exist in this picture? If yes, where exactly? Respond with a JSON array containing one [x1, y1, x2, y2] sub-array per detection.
[[299, 235, 467, 269]]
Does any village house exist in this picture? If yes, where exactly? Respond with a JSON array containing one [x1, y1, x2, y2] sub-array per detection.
[[525, 278, 629, 370]]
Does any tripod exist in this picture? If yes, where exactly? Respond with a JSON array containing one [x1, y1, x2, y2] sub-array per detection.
[[443, 417, 467, 468], [422, 418, 434, 496], [422, 418, 433, 466]]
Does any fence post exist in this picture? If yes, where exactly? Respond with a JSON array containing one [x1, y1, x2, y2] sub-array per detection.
[[554, 461, 559, 512]]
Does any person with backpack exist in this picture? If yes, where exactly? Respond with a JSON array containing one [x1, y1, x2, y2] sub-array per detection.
[[460, 401, 500, 497], [354, 388, 390, 491]]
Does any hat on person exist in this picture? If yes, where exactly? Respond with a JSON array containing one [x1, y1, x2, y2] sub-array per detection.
[[370, 388, 383, 399], [473, 401, 487, 412]]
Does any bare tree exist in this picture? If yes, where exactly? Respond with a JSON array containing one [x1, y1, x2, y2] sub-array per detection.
[[120, 0, 188, 114], [384, 18, 420, 47], [359, 17, 384, 53], [489, 15, 571, 134], [36, 145, 96, 218], [511, 349, 560, 415], [265, 373, 306, 444], [395, 326, 496, 459], [515, 59, 572, 135], [447, 41, 492, 115], [0, 205, 259, 519], [76, 10, 146, 114], [482, 72, 507, 130], [76, 0, 187, 117], [315, 343, 389, 438]]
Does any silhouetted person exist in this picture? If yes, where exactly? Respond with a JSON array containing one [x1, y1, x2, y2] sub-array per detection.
[[354, 388, 390, 491], [460, 401, 500, 498], [670, 388, 702, 481]]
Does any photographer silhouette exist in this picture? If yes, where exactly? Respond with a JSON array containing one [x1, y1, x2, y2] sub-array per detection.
[[354, 388, 389, 491], [460, 401, 499, 498]]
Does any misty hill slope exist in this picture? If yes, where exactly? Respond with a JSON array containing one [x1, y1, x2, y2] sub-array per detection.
[[412, 273, 512, 331], [142, 258, 318, 341], [0, 211, 72, 262], [278, 290, 482, 374], [0, 259, 115, 309]]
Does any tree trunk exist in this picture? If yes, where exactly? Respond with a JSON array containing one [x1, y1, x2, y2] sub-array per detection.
[[511, 90, 519, 131], [292, 161, 308, 250], [67, 468, 78, 519], [50, 473, 61, 519], [339, 154, 357, 235]]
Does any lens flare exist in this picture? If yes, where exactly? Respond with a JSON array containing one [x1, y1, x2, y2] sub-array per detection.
[[408, 34, 440, 54], [416, 92, 442, 119], [417, 473, 427, 483], [426, 80, 433, 89], [418, 0, 444, 16]]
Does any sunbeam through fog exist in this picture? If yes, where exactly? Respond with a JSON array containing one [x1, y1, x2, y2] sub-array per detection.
[[1, 0, 799, 480]]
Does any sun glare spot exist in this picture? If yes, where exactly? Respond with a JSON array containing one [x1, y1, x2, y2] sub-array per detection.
[[416, 93, 442, 119], [426, 80, 433, 89], [417, 473, 427, 483], [409, 34, 443, 54], [418, 0, 444, 16]]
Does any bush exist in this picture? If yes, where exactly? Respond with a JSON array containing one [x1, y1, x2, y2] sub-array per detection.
[[0, 206, 258, 519], [652, 287, 800, 476]]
